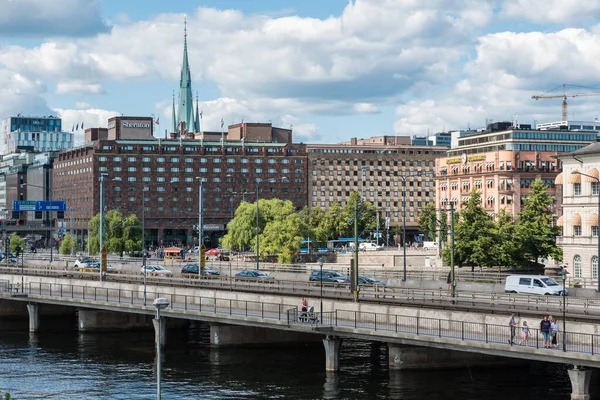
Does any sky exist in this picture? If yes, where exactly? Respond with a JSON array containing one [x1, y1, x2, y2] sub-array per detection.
[[2, 0, 600, 145]]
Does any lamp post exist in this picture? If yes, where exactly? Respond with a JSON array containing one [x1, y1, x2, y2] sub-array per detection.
[[400, 176, 407, 282], [318, 257, 324, 321], [99, 173, 108, 281], [141, 184, 148, 306], [570, 171, 600, 292], [196, 177, 204, 273], [558, 269, 569, 352], [153, 297, 169, 400]]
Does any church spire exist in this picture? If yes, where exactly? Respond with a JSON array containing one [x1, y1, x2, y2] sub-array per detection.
[[194, 93, 201, 133], [176, 15, 194, 135]]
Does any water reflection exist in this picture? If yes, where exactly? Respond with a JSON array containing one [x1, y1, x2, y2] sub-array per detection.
[[323, 372, 340, 399]]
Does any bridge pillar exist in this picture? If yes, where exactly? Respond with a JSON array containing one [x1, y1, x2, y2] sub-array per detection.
[[209, 323, 320, 347], [26, 303, 39, 332], [152, 317, 167, 347], [322, 335, 342, 372], [568, 366, 592, 400], [78, 309, 153, 332]]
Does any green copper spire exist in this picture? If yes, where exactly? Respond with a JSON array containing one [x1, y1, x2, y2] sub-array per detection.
[[177, 16, 194, 135]]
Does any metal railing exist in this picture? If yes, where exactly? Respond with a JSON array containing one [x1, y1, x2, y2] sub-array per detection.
[[2, 280, 599, 358]]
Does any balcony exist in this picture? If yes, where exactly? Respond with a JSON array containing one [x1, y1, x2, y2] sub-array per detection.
[[556, 236, 598, 246]]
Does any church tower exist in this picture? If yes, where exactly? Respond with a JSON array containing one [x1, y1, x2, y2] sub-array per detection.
[[174, 16, 194, 138]]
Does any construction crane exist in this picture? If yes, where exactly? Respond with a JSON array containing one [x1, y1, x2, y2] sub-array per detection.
[[532, 84, 600, 122]]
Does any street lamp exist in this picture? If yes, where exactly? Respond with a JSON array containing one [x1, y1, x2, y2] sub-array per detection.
[[254, 177, 287, 270], [99, 173, 108, 280], [318, 257, 324, 321], [153, 297, 169, 400], [400, 175, 407, 282], [558, 269, 569, 352], [570, 170, 600, 292], [196, 177, 204, 273]]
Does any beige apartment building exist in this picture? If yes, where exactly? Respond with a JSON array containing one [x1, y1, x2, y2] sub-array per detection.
[[556, 143, 600, 281], [307, 137, 445, 240], [435, 126, 597, 218]]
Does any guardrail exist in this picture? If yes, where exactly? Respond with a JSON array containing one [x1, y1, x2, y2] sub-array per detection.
[[3, 279, 598, 358]]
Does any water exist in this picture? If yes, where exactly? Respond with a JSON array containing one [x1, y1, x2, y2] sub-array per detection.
[[0, 324, 597, 399]]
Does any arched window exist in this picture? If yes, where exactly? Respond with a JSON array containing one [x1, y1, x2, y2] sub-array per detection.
[[592, 256, 598, 280], [574, 255, 583, 278]]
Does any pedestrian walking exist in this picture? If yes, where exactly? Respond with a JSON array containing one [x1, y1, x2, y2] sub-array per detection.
[[508, 313, 517, 345], [540, 316, 552, 348], [519, 321, 529, 346], [550, 318, 559, 349]]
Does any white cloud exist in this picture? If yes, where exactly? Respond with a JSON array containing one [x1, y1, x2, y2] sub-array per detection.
[[353, 103, 380, 114], [56, 82, 107, 94], [0, 0, 108, 37], [501, 0, 600, 25], [53, 107, 120, 144], [75, 101, 93, 109]]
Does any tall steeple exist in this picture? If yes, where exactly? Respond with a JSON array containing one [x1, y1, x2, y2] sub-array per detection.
[[171, 91, 177, 135], [176, 15, 194, 135], [194, 93, 201, 133]]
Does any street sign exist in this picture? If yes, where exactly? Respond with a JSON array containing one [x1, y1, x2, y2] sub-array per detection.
[[13, 200, 66, 212], [374, 233, 382, 238]]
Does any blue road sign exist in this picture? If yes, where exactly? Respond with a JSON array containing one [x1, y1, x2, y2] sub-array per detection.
[[13, 200, 66, 212]]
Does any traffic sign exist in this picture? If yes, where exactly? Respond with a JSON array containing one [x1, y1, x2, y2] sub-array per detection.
[[13, 200, 66, 212]]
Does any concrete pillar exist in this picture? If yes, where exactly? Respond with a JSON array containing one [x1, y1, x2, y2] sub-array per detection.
[[152, 317, 167, 348], [78, 309, 153, 331], [26, 303, 39, 332], [568, 366, 592, 400], [322, 335, 342, 372]]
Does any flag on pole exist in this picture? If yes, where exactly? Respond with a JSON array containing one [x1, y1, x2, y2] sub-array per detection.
[[220, 118, 224, 128], [199, 111, 203, 119], [71, 125, 74, 132], [155, 118, 160, 125], [241, 118, 244, 125], [81, 122, 84, 130], [75, 123, 79, 130]]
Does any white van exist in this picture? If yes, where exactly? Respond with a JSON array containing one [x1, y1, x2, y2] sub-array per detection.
[[423, 241, 438, 249], [504, 275, 567, 296]]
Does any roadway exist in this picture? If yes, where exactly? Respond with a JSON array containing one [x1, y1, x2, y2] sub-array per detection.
[[2, 265, 600, 319]]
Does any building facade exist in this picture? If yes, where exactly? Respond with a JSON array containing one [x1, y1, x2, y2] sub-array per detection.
[[435, 125, 597, 218], [1, 116, 73, 155], [555, 142, 600, 281], [53, 134, 307, 248], [307, 142, 444, 241]]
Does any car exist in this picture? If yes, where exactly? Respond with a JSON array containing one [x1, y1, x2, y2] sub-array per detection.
[[141, 265, 173, 277], [504, 275, 566, 296], [309, 269, 348, 283], [181, 264, 221, 276], [357, 276, 386, 286], [79, 262, 115, 273], [74, 257, 96, 269], [359, 242, 383, 251], [235, 270, 274, 283], [0, 256, 19, 265]]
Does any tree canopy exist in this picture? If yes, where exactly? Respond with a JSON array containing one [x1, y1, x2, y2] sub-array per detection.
[[88, 210, 142, 256]]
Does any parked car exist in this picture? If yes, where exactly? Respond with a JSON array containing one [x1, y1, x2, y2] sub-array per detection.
[[357, 276, 386, 286], [309, 270, 348, 283], [141, 265, 173, 277], [181, 264, 221, 276], [74, 257, 96, 269], [0, 256, 19, 265], [235, 270, 274, 283], [359, 242, 383, 251], [79, 262, 115, 273], [504, 275, 566, 296]]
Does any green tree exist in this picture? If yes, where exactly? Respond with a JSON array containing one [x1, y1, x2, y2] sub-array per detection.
[[261, 200, 304, 263], [88, 210, 142, 256], [418, 203, 438, 241], [515, 179, 562, 265], [221, 201, 259, 251], [490, 210, 523, 269], [339, 192, 377, 239], [9, 233, 24, 255], [443, 190, 495, 269], [60, 233, 75, 255]]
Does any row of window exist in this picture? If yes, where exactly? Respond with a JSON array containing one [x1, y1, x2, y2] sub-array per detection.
[[109, 177, 304, 183], [98, 166, 303, 174], [102, 145, 296, 154], [98, 156, 302, 164], [573, 255, 598, 279], [312, 190, 431, 198], [572, 182, 600, 196], [312, 159, 434, 167]]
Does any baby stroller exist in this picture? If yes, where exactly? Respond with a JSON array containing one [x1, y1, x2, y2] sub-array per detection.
[[299, 305, 318, 323]]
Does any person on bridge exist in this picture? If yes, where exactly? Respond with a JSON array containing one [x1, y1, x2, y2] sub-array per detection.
[[540, 316, 552, 348], [508, 314, 517, 345], [519, 321, 529, 346], [300, 298, 308, 313], [550, 318, 559, 349]]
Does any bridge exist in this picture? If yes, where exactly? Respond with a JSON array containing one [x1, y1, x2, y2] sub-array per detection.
[[0, 270, 598, 399]]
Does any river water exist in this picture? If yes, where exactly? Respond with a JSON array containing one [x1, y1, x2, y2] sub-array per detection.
[[0, 324, 597, 399]]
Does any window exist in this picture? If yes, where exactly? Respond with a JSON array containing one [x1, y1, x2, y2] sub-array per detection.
[[200, 158, 208, 163], [113, 166, 122, 172], [200, 167, 207, 173], [142, 157, 151, 162], [574, 183, 581, 195], [185, 167, 193, 173], [128, 177, 137, 182], [157, 157, 165, 163], [171, 167, 179, 172], [99, 156, 107, 162], [185, 158, 193, 163], [574, 255, 582, 278], [214, 158, 221, 163], [213, 168, 221, 173], [254, 159, 262, 164], [593, 256, 599, 279], [593, 226, 598, 237], [128, 167, 137, 172], [157, 167, 165, 173], [593, 182, 599, 196], [574, 225, 582, 236], [170, 157, 179, 163], [113, 156, 122, 162], [127, 157, 136, 162], [255, 168, 263, 173], [142, 167, 151, 172]]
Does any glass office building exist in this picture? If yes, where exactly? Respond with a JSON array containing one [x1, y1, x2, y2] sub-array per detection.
[[1, 116, 74, 155]]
